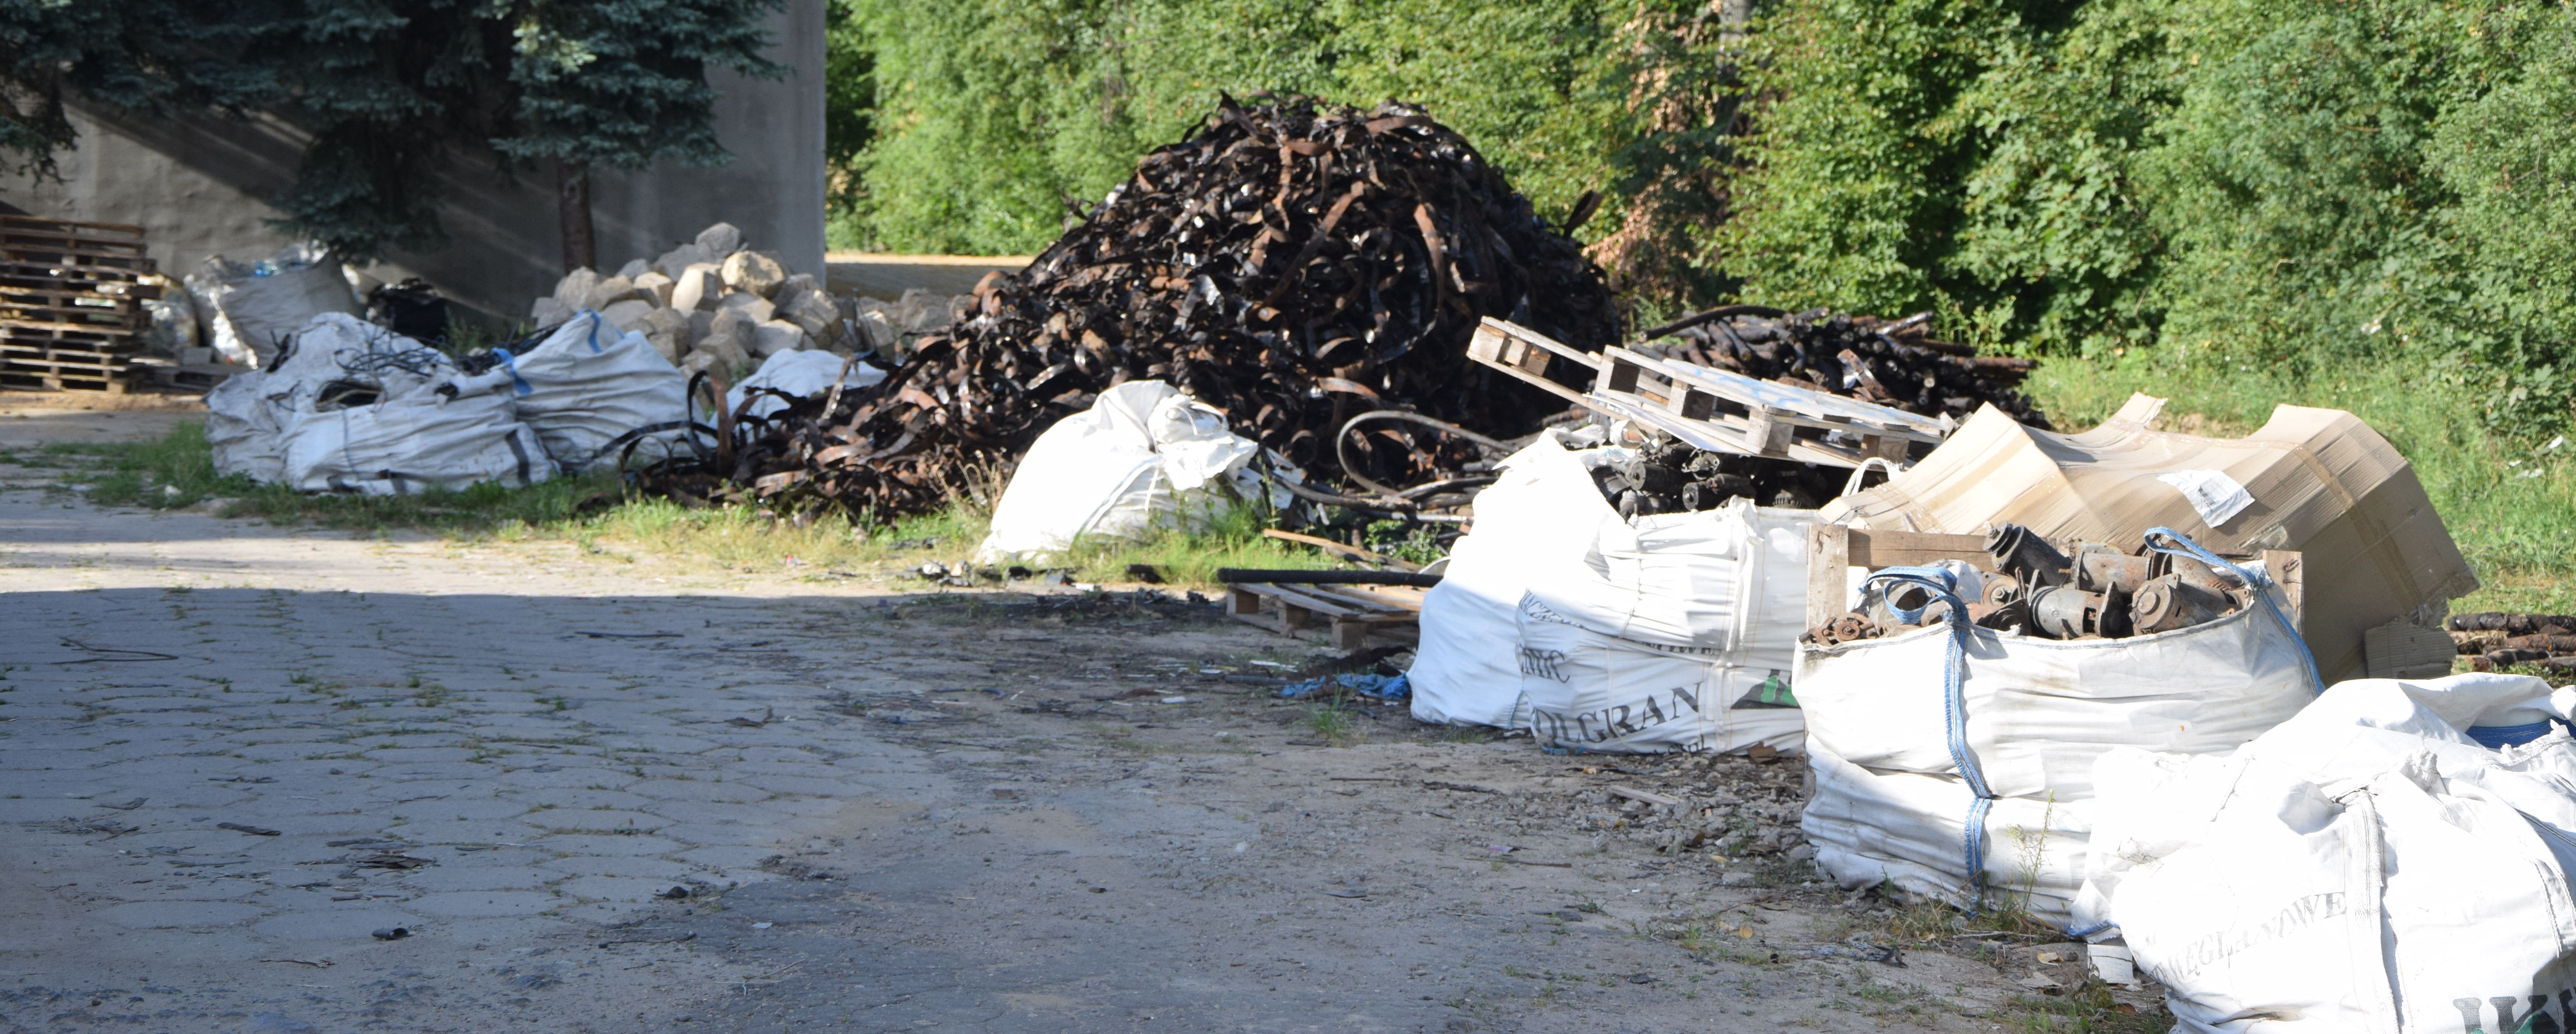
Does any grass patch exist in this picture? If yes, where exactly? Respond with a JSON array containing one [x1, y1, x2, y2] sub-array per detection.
[[2026, 349, 2575, 614], [1052, 502, 1338, 584]]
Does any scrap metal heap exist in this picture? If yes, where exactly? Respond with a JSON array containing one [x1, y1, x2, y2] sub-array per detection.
[[1633, 307, 2050, 428], [642, 95, 1621, 515]]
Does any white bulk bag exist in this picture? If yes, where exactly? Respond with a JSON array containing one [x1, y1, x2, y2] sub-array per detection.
[[1793, 594, 2316, 801], [724, 349, 886, 421], [1407, 435, 1621, 727], [206, 314, 452, 483], [1802, 741, 2091, 921], [447, 310, 690, 471], [1523, 499, 1814, 660], [188, 243, 361, 367], [2077, 673, 2576, 1034], [280, 387, 553, 496], [973, 381, 1259, 562], [1516, 594, 1804, 754]]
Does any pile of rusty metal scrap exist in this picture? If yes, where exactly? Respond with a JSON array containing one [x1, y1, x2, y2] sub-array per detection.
[[1802, 524, 2266, 646], [635, 95, 1620, 516], [1632, 307, 2050, 428], [2454, 612, 2576, 673]]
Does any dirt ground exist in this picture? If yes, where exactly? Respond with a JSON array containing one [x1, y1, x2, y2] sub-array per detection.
[[0, 409, 2161, 1034]]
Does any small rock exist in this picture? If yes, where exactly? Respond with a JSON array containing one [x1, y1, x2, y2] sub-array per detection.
[[695, 222, 744, 256], [615, 258, 652, 279], [529, 296, 571, 329], [748, 319, 807, 358], [720, 250, 787, 298], [582, 274, 642, 310], [654, 242, 717, 280], [600, 298, 655, 333], [552, 268, 599, 308], [669, 262, 726, 312], [632, 270, 675, 307], [1719, 871, 1758, 887], [657, 886, 691, 900], [371, 927, 409, 940]]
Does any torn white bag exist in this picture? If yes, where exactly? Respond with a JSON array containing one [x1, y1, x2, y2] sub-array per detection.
[[280, 387, 553, 496], [187, 243, 361, 367], [1515, 594, 1804, 754], [2077, 674, 2576, 1034], [1407, 435, 1621, 728], [725, 349, 886, 421], [974, 381, 1260, 562], [446, 310, 691, 471], [206, 314, 453, 483]]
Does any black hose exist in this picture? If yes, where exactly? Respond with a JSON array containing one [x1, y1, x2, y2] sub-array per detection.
[[1217, 569, 1443, 587], [1334, 409, 1515, 502], [1636, 304, 1789, 341]]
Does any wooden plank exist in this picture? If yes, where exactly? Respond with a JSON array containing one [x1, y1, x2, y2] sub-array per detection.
[[0, 213, 149, 237], [1228, 589, 1263, 617], [1466, 319, 1594, 409], [1847, 529, 1994, 571], [1807, 523, 1852, 631]]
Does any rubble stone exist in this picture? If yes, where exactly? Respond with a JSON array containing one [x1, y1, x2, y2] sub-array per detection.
[[631, 271, 674, 307], [583, 275, 642, 311], [779, 287, 838, 341], [716, 291, 776, 324], [600, 298, 655, 333], [529, 295, 572, 329], [749, 319, 807, 358], [653, 243, 717, 281], [700, 308, 755, 369], [638, 307, 691, 364], [694, 222, 743, 257], [720, 250, 787, 299], [552, 268, 600, 308], [669, 263, 725, 312], [615, 258, 652, 280]]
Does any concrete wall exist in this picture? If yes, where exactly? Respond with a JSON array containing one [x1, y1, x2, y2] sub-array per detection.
[[0, 0, 825, 326]]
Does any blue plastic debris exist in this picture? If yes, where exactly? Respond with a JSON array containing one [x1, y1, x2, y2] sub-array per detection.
[[1278, 672, 1410, 701]]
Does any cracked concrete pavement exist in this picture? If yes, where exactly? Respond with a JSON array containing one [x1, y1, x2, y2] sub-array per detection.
[[0, 410, 2115, 1034]]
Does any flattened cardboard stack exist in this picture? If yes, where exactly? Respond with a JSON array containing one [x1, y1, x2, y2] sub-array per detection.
[[1821, 393, 2479, 684], [0, 215, 158, 392]]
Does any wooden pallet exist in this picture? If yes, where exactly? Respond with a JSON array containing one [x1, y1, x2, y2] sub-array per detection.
[[1467, 317, 1948, 468], [0, 216, 153, 393], [1224, 581, 1424, 650]]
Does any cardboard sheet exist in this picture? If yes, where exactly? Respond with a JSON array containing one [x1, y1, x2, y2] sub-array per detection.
[[1821, 394, 2478, 684]]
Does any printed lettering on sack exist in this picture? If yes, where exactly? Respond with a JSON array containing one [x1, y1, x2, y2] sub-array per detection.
[[2158, 892, 2344, 982], [2452, 990, 2575, 1034], [1732, 670, 1797, 709], [1530, 683, 1702, 746], [1519, 647, 1570, 683]]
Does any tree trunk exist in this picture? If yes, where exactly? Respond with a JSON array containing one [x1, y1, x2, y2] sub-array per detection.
[[556, 161, 595, 274]]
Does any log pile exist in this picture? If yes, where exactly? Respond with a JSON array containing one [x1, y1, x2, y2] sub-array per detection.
[[642, 95, 1621, 517], [1634, 307, 2050, 428], [2454, 612, 2576, 674]]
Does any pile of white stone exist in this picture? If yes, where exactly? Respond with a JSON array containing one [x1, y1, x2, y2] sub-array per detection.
[[529, 222, 850, 377]]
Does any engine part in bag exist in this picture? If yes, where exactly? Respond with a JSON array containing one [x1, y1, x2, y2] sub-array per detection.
[[2026, 584, 2103, 639], [1985, 524, 2071, 589], [2072, 542, 2150, 596], [2129, 573, 2232, 635], [368, 278, 449, 345]]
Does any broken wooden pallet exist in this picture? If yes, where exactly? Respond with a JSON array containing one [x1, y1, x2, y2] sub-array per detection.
[[0, 216, 154, 393], [1467, 316, 1948, 468], [1224, 580, 1423, 651]]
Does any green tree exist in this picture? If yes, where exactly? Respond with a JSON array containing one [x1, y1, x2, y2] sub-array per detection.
[[2, 0, 786, 271]]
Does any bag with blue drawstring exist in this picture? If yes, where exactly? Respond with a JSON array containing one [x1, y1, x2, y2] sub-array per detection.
[[2076, 672, 2576, 1033], [1795, 529, 2323, 930], [443, 309, 691, 472]]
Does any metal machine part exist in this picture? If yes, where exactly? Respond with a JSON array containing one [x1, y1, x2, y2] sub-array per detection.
[[2026, 585, 2104, 640], [2130, 574, 2235, 635], [1985, 524, 2072, 588]]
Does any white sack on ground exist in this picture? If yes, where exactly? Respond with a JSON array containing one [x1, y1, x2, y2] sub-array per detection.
[[206, 314, 453, 483], [1793, 596, 2315, 800], [1406, 435, 1620, 728], [724, 350, 886, 421], [445, 310, 690, 471], [1794, 571, 2319, 928], [2076, 673, 2576, 1034], [1801, 740, 2091, 921], [1521, 498, 1814, 659], [185, 243, 361, 368], [281, 389, 553, 496], [1515, 594, 1805, 754], [974, 381, 1260, 562]]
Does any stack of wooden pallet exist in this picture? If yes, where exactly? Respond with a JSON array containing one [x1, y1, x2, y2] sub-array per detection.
[[0, 215, 158, 393]]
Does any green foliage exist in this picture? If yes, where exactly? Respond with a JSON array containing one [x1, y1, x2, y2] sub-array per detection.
[[831, 0, 1660, 255], [5, 0, 782, 264], [1719, 0, 2576, 436]]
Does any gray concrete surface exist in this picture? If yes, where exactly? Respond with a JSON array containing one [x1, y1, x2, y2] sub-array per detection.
[[0, 0, 826, 324], [0, 434, 2137, 1033]]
